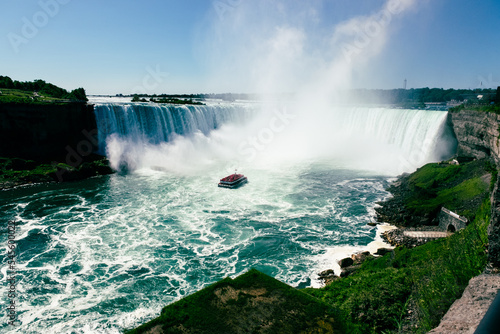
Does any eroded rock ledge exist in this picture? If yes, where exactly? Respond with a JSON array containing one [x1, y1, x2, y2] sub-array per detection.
[[428, 273, 500, 333]]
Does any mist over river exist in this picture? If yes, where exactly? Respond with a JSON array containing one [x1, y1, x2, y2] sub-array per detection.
[[0, 100, 456, 333]]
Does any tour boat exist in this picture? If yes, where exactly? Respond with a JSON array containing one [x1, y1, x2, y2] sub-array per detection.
[[218, 172, 248, 189]]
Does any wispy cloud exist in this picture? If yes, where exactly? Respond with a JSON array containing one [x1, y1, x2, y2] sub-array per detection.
[[199, 0, 418, 95]]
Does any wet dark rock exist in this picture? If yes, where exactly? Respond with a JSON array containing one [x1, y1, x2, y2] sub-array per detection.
[[340, 265, 361, 278], [338, 257, 354, 268], [351, 251, 373, 265], [318, 269, 338, 285], [318, 269, 334, 278], [374, 248, 393, 256]]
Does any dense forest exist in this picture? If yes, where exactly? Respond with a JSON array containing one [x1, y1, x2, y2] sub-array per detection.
[[0, 75, 87, 102]]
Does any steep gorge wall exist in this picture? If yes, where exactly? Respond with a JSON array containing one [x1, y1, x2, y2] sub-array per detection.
[[0, 103, 97, 160], [450, 110, 500, 266], [450, 110, 500, 163]]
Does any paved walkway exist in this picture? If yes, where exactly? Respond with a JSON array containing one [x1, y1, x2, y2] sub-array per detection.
[[403, 231, 451, 238]]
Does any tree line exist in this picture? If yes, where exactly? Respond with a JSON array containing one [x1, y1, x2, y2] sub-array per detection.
[[347, 87, 497, 104], [0, 75, 87, 101]]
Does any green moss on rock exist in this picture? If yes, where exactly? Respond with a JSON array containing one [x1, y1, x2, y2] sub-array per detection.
[[126, 269, 344, 334]]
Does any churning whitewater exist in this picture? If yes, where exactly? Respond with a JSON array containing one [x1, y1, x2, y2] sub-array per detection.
[[0, 101, 456, 333]]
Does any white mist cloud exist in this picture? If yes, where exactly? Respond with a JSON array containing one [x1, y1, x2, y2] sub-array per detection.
[[198, 0, 418, 95], [106, 0, 451, 177]]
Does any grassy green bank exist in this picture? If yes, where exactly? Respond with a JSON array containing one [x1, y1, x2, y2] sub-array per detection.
[[306, 198, 489, 333], [375, 158, 494, 227], [126, 159, 493, 333]]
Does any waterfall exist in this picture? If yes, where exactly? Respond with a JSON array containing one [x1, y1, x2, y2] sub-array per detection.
[[337, 107, 457, 169], [93, 102, 456, 175], [94, 102, 256, 154]]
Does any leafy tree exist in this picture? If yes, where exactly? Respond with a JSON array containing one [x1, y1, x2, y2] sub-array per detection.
[[66, 88, 88, 101], [0, 76, 14, 88]]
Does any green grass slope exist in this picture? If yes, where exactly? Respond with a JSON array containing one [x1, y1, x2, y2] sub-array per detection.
[[126, 269, 344, 334], [306, 199, 489, 333], [376, 159, 493, 227]]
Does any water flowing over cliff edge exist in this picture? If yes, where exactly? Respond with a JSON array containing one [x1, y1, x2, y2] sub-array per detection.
[[93, 102, 456, 176]]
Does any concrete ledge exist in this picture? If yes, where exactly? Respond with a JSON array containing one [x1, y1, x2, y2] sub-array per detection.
[[428, 274, 500, 334]]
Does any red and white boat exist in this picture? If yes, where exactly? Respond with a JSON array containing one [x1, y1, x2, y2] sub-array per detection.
[[218, 172, 248, 189]]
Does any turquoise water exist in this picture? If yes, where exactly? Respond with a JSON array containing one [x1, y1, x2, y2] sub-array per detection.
[[1, 163, 391, 333], [0, 102, 455, 333]]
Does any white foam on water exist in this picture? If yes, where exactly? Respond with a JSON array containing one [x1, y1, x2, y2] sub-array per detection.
[[309, 223, 397, 288]]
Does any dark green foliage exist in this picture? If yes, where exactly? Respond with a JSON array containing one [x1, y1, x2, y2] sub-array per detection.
[[66, 87, 88, 101], [0, 157, 56, 184], [0, 75, 14, 88], [352, 87, 496, 106], [0, 75, 87, 102], [449, 103, 500, 114], [0, 156, 112, 189], [485, 160, 498, 191], [308, 267, 411, 333], [150, 97, 204, 105]]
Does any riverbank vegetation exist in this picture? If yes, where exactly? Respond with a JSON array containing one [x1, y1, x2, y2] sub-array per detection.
[[0, 155, 113, 189], [449, 87, 499, 113], [449, 103, 500, 114], [306, 198, 489, 333], [131, 94, 204, 105], [303, 158, 493, 333], [375, 159, 492, 227], [0, 75, 87, 103]]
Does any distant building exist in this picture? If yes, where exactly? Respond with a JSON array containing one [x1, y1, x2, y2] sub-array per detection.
[[447, 99, 464, 107]]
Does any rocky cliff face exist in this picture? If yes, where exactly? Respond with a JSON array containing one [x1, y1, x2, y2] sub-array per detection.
[[0, 102, 97, 160], [449, 110, 500, 163], [450, 109, 500, 267]]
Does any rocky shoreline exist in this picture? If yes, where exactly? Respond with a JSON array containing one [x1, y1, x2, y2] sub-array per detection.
[[318, 248, 392, 285], [317, 222, 397, 286], [0, 154, 114, 190]]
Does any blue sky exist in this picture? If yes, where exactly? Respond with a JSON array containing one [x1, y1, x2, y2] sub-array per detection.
[[1, 0, 499, 94]]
